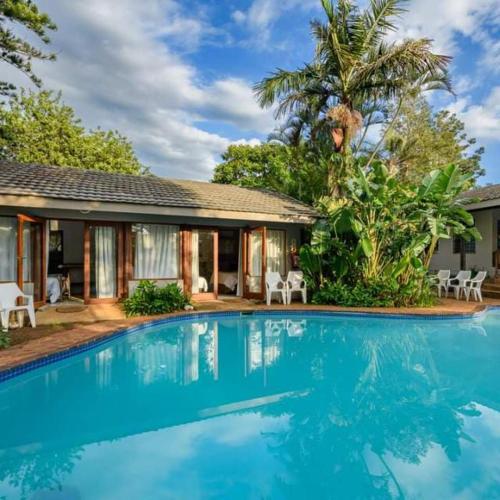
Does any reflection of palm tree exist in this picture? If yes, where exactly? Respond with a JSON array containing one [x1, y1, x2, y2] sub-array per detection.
[[0, 447, 83, 499], [261, 320, 473, 498]]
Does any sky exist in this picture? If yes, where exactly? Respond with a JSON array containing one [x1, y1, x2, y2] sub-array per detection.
[[4, 0, 500, 183]]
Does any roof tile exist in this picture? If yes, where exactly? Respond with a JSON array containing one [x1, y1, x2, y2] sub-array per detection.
[[0, 161, 317, 218]]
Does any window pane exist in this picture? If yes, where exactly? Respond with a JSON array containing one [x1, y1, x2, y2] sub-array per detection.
[[192, 229, 214, 293], [133, 224, 179, 279], [90, 226, 116, 298], [0, 217, 17, 281], [248, 231, 262, 293], [266, 230, 286, 275]]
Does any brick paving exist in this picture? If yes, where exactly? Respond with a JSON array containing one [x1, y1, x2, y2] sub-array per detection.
[[0, 297, 497, 373]]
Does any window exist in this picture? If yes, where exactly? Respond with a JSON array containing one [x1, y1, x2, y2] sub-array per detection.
[[0, 216, 17, 281], [132, 224, 179, 279], [266, 230, 286, 275], [453, 236, 476, 254]]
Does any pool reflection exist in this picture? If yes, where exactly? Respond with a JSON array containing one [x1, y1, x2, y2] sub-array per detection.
[[1, 314, 500, 498]]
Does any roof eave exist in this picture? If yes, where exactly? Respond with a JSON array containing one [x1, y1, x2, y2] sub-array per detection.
[[0, 194, 317, 224]]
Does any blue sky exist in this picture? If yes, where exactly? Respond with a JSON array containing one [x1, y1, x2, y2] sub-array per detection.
[[5, 0, 500, 183]]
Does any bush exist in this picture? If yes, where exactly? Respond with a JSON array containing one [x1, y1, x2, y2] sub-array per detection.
[[312, 280, 399, 307], [0, 331, 10, 349], [122, 280, 190, 317], [312, 278, 436, 308]]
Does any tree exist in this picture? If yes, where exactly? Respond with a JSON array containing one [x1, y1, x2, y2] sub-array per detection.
[[254, 0, 452, 194], [383, 95, 485, 182], [0, 90, 146, 175], [300, 160, 479, 306], [212, 143, 329, 205], [0, 0, 56, 95]]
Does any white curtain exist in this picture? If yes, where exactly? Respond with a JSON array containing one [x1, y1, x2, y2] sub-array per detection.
[[134, 224, 179, 279], [191, 230, 199, 293], [236, 229, 243, 296], [23, 224, 32, 282], [94, 226, 116, 298], [266, 230, 286, 275], [0, 217, 17, 281], [249, 231, 262, 293]]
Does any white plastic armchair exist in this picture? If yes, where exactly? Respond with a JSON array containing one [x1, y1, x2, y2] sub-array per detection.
[[265, 272, 288, 306], [287, 271, 307, 304], [432, 270, 450, 298], [447, 270, 472, 300], [0, 283, 36, 331], [464, 271, 487, 302]]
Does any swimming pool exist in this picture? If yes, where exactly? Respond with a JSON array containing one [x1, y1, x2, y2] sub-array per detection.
[[1, 310, 500, 499]]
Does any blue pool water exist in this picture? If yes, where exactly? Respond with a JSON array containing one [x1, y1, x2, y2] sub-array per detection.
[[1, 311, 500, 499]]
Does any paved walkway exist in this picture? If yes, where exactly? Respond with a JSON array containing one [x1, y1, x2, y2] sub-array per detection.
[[0, 297, 497, 373]]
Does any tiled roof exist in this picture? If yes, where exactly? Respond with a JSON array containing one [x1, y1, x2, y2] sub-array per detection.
[[461, 184, 500, 204], [0, 161, 317, 218]]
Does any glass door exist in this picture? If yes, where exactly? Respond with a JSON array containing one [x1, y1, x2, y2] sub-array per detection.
[[243, 227, 266, 299], [191, 229, 218, 299], [17, 215, 46, 305], [85, 223, 118, 301]]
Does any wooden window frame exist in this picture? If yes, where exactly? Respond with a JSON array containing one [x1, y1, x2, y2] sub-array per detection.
[[83, 221, 125, 304], [181, 226, 219, 301], [243, 226, 267, 300], [17, 214, 47, 308], [129, 223, 181, 281]]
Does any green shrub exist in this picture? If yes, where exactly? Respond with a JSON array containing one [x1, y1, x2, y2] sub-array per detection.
[[312, 278, 436, 308], [313, 280, 398, 307], [122, 280, 190, 317], [0, 331, 10, 349]]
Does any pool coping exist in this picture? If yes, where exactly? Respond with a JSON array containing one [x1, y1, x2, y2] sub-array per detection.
[[0, 304, 493, 384]]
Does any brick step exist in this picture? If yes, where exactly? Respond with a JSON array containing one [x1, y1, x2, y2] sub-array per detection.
[[482, 284, 500, 291], [483, 289, 500, 299]]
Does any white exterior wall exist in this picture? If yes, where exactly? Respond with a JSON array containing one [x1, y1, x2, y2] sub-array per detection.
[[430, 209, 496, 276]]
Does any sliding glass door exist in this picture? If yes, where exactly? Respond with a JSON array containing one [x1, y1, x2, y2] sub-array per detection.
[[22, 219, 45, 303], [243, 227, 266, 299], [191, 229, 218, 299], [85, 223, 123, 302]]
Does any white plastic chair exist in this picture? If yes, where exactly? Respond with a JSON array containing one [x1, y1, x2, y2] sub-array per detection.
[[0, 283, 36, 331], [287, 271, 307, 304], [464, 271, 487, 302], [432, 270, 450, 298], [447, 270, 472, 299], [265, 272, 288, 306]]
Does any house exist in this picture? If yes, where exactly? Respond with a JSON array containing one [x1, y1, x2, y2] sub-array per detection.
[[430, 183, 500, 277], [0, 161, 317, 306]]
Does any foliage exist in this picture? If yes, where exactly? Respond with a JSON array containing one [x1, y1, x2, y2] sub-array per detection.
[[383, 94, 484, 181], [312, 280, 400, 307], [122, 280, 190, 317], [0, 90, 147, 174], [254, 0, 452, 192], [0, 330, 10, 349], [301, 160, 479, 307], [0, 0, 56, 95], [212, 143, 329, 204]]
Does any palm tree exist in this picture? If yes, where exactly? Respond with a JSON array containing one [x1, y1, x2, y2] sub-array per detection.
[[254, 0, 452, 194]]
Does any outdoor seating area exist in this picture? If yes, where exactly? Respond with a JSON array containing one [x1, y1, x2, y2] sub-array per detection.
[[265, 271, 307, 306], [433, 270, 487, 302]]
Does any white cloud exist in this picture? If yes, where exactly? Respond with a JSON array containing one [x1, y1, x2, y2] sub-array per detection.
[[233, 0, 319, 46], [448, 87, 500, 141], [394, 0, 500, 55], [231, 10, 247, 24], [1, 0, 274, 180]]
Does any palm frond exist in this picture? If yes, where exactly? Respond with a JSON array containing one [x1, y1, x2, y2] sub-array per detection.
[[253, 65, 317, 108], [351, 0, 407, 56], [353, 39, 452, 98]]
